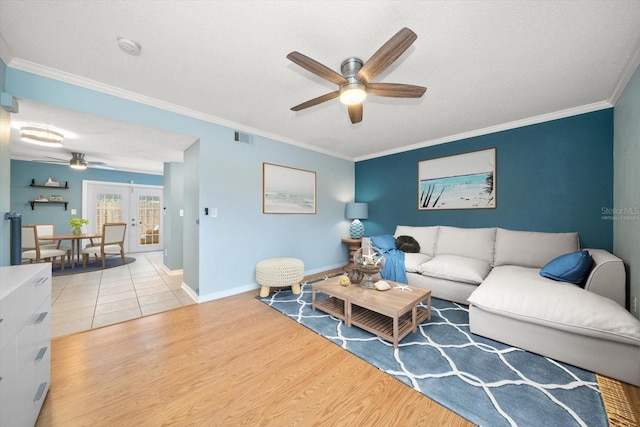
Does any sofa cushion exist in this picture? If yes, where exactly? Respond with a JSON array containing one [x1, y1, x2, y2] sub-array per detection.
[[417, 254, 491, 285], [395, 235, 420, 253], [468, 266, 640, 345], [394, 225, 439, 257], [404, 253, 432, 273], [494, 228, 580, 268], [435, 226, 496, 265], [540, 250, 594, 286]]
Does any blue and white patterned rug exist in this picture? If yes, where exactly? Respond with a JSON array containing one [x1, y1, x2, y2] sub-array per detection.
[[258, 276, 607, 427]]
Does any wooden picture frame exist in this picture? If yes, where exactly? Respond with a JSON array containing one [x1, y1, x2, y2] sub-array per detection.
[[418, 148, 496, 210], [263, 163, 317, 214]]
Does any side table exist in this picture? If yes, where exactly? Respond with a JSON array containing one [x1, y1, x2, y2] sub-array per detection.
[[341, 237, 362, 271]]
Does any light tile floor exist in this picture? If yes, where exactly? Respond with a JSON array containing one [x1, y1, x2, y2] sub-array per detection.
[[51, 251, 194, 338]]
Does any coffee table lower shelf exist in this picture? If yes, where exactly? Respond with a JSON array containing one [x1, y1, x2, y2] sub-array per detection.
[[314, 296, 347, 321], [350, 305, 430, 345]]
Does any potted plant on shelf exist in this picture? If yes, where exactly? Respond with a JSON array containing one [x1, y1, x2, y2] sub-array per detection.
[[68, 217, 89, 235]]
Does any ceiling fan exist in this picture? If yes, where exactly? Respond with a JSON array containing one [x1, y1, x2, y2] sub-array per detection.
[[287, 27, 427, 124], [41, 152, 115, 170]]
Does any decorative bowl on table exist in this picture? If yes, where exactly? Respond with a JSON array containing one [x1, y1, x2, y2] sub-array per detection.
[[354, 245, 385, 289]]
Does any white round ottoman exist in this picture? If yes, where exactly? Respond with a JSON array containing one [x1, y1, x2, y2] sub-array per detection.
[[256, 257, 304, 297]]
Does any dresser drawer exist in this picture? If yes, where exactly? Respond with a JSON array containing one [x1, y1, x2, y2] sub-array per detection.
[[0, 268, 50, 353], [0, 338, 18, 427], [0, 293, 19, 353], [16, 296, 51, 377], [0, 264, 51, 427], [13, 348, 50, 427]]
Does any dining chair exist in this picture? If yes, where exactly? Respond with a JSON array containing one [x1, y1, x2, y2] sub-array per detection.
[[82, 223, 127, 269], [22, 225, 66, 270], [30, 223, 72, 255], [83, 236, 101, 263]]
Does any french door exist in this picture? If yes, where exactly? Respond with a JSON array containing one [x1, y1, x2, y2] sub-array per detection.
[[83, 181, 163, 253]]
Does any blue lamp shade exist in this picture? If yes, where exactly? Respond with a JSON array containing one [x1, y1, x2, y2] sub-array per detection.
[[345, 203, 368, 239]]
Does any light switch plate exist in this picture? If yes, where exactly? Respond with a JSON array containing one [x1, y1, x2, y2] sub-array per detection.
[[71, 209, 77, 215]]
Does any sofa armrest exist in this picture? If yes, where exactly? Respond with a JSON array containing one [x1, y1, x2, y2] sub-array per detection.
[[583, 248, 626, 307]]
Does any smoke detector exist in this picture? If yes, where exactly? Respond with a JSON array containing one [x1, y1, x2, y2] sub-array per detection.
[[117, 37, 141, 56]]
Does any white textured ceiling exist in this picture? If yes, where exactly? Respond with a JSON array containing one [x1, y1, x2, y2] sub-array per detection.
[[1, 1, 640, 174]]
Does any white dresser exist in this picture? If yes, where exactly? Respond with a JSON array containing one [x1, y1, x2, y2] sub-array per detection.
[[0, 263, 52, 427]]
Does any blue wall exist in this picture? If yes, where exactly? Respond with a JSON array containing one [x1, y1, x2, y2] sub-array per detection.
[[355, 109, 614, 251], [614, 63, 640, 317], [0, 58, 10, 266], [3, 68, 355, 299], [10, 160, 162, 233]]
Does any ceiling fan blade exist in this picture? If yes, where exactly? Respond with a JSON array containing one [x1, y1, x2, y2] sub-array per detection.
[[287, 52, 348, 86], [87, 163, 116, 170], [43, 156, 68, 163], [367, 83, 427, 98], [348, 103, 363, 124], [357, 28, 417, 83], [291, 91, 340, 111]]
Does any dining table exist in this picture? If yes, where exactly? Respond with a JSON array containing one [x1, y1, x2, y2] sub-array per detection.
[[40, 233, 103, 268]]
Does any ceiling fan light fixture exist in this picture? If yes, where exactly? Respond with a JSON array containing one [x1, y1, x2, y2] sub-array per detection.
[[69, 160, 87, 170], [339, 83, 367, 105], [20, 126, 64, 147], [69, 152, 87, 170]]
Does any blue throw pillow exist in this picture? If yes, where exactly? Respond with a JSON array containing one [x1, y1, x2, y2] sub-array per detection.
[[540, 250, 594, 286], [370, 234, 397, 251]]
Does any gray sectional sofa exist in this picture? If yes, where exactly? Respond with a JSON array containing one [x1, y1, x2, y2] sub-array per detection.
[[364, 225, 640, 385]]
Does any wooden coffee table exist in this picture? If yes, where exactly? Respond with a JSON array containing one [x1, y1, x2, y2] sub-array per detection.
[[311, 279, 431, 348]]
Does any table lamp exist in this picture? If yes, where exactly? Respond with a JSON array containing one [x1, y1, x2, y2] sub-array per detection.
[[346, 202, 368, 239]]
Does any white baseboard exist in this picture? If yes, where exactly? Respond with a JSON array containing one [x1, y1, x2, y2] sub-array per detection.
[[181, 283, 199, 303], [197, 283, 260, 303], [185, 263, 344, 304], [161, 264, 183, 276], [304, 263, 344, 277]]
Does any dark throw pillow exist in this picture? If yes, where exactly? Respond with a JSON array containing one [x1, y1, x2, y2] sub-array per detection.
[[395, 235, 421, 253], [540, 250, 594, 286]]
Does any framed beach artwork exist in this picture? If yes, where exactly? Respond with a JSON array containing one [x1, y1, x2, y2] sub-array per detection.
[[263, 163, 317, 214], [418, 148, 496, 210]]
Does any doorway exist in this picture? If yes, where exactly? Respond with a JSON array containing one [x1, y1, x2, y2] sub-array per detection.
[[83, 180, 163, 253]]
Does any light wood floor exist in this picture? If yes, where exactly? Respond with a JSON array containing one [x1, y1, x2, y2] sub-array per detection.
[[36, 273, 640, 426]]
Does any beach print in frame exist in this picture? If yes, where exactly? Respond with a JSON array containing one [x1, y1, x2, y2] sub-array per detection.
[[263, 163, 317, 214], [418, 148, 496, 210]]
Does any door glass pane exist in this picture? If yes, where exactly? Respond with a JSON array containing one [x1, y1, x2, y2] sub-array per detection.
[[138, 195, 160, 245], [95, 193, 123, 231]]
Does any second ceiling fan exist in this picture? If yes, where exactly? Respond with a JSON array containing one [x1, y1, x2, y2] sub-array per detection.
[[43, 152, 115, 170], [287, 27, 427, 124]]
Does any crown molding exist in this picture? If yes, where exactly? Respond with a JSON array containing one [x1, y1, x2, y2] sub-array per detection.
[[6, 58, 353, 161], [355, 101, 613, 162], [7, 58, 619, 165], [0, 33, 13, 67], [608, 38, 640, 105]]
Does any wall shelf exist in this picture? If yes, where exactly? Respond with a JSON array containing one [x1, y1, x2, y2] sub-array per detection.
[[30, 179, 69, 189], [29, 200, 68, 210]]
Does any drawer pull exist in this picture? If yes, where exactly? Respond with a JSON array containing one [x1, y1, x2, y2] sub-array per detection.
[[33, 382, 48, 402], [35, 346, 48, 362], [35, 312, 48, 324], [33, 276, 48, 286], [0, 317, 3, 323]]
